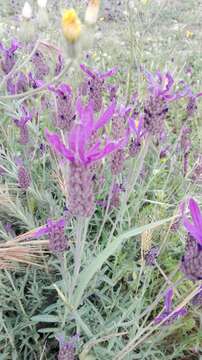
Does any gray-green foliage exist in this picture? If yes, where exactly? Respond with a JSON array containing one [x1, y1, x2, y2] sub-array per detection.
[[0, 0, 202, 359]]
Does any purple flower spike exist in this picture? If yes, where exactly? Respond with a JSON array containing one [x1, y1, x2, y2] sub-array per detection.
[[143, 69, 188, 137], [183, 198, 202, 245], [7, 71, 28, 95], [0, 39, 21, 74], [154, 287, 187, 325], [186, 87, 202, 117], [129, 113, 145, 157], [14, 106, 33, 145], [49, 83, 74, 131], [80, 64, 117, 112], [33, 218, 68, 253], [56, 333, 79, 360], [31, 50, 49, 80], [145, 70, 186, 102], [45, 99, 126, 217], [28, 72, 44, 89]]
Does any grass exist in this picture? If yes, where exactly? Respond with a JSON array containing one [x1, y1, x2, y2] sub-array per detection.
[[0, 0, 202, 359]]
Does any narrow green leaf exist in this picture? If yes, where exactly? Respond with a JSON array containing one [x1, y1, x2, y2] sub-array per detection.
[[73, 216, 174, 309], [31, 315, 59, 323]]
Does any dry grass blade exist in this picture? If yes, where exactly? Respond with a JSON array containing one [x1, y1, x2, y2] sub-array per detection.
[[0, 184, 16, 205], [0, 236, 49, 268]]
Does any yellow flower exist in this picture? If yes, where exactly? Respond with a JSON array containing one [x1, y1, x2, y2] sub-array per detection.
[[186, 30, 193, 39], [85, 0, 100, 25], [61, 9, 82, 43]]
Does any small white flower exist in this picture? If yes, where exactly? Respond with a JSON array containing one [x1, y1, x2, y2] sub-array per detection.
[[37, 0, 47, 9], [22, 2, 32, 19]]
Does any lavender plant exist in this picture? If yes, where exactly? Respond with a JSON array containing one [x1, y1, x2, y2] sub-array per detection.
[[0, 1, 202, 360]]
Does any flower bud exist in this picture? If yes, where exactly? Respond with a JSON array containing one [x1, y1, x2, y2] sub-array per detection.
[[85, 0, 100, 25], [22, 2, 32, 20]]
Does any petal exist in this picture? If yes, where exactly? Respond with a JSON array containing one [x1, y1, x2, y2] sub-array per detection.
[[45, 129, 74, 161], [33, 225, 49, 238], [93, 100, 116, 132], [80, 63, 95, 78], [183, 218, 202, 244], [189, 198, 202, 230], [165, 72, 174, 91], [100, 67, 117, 79]]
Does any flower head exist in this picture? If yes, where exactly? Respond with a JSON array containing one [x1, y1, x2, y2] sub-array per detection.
[[7, 71, 28, 95], [61, 9, 82, 44], [183, 198, 202, 245], [80, 63, 117, 111], [45, 99, 125, 166], [49, 83, 75, 130], [181, 234, 202, 281], [56, 333, 79, 360], [186, 87, 202, 117], [33, 218, 68, 253], [18, 165, 30, 191], [0, 39, 21, 74], [143, 70, 188, 136], [144, 70, 187, 101], [14, 106, 33, 145]]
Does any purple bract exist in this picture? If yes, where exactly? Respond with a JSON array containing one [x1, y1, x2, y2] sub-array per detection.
[[45, 99, 126, 166], [183, 198, 202, 245], [154, 288, 187, 325]]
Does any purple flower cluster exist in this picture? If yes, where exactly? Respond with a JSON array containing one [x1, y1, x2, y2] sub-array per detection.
[[181, 199, 202, 281], [7, 71, 29, 95], [31, 50, 49, 80], [14, 106, 33, 145], [144, 246, 159, 266], [18, 165, 30, 191], [143, 70, 187, 137], [0, 39, 20, 74], [34, 218, 68, 253], [49, 84, 75, 131], [184, 86, 202, 118], [154, 288, 187, 325], [56, 334, 79, 360], [45, 99, 125, 217], [80, 63, 117, 112]]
